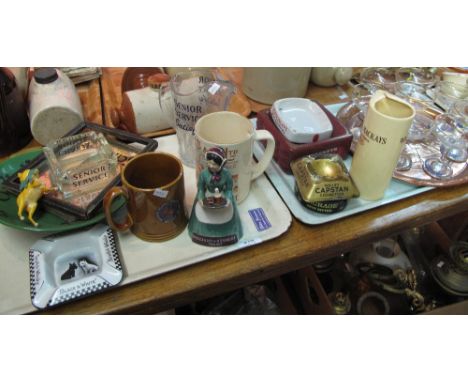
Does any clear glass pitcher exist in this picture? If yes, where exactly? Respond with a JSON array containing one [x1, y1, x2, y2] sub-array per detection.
[[159, 70, 235, 167]]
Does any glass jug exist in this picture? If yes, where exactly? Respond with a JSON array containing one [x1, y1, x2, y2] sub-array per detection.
[[159, 70, 235, 167]]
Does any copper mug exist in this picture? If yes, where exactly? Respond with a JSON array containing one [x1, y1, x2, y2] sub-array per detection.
[[104, 152, 187, 242]]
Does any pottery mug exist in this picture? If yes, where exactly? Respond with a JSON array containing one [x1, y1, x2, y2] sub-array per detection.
[[103, 152, 187, 242], [194, 111, 275, 203]]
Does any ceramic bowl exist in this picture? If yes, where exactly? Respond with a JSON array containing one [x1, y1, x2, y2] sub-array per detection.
[[257, 101, 352, 174], [271, 98, 333, 144]]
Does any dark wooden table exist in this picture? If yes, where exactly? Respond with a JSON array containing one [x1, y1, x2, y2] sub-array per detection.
[[4, 68, 467, 314]]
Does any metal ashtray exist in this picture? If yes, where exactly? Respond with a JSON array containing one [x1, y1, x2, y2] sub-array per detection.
[[291, 154, 359, 213]]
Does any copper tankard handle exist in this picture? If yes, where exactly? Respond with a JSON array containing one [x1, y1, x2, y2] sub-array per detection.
[[103, 186, 133, 231]]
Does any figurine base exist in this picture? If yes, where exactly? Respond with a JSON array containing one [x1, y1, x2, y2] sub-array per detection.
[[191, 233, 239, 247]]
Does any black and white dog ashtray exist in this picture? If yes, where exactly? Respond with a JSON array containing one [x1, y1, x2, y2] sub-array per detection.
[[29, 224, 124, 309]]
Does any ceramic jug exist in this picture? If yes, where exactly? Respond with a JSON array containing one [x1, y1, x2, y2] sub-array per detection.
[[120, 67, 165, 93], [28, 67, 84, 145], [350, 90, 415, 200], [0, 68, 32, 155], [158, 70, 235, 167], [111, 73, 172, 135], [242, 67, 312, 104], [310, 67, 353, 87]]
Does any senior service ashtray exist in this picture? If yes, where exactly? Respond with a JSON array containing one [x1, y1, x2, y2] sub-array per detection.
[[291, 154, 359, 213]]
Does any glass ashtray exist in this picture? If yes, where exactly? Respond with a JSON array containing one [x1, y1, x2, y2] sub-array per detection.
[[395, 67, 437, 88], [44, 131, 118, 199], [360, 67, 398, 92]]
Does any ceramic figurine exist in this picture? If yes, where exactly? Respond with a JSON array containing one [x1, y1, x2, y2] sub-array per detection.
[[188, 147, 243, 246], [17, 169, 54, 227], [61, 263, 78, 281], [79, 259, 99, 274]]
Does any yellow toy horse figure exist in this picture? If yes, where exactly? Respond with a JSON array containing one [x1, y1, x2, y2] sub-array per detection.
[[17, 169, 52, 227]]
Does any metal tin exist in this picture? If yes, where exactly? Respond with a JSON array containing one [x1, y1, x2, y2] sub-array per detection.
[[291, 154, 359, 204]]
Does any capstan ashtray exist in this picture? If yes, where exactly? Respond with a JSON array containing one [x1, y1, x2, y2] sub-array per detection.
[[290, 153, 359, 214], [29, 224, 124, 309]]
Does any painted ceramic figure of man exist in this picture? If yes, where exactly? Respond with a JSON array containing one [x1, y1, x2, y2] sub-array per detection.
[[188, 147, 242, 246]]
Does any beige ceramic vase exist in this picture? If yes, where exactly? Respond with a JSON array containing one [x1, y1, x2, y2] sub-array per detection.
[[242, 67, 312, 104], [350, 90, 415, 200]]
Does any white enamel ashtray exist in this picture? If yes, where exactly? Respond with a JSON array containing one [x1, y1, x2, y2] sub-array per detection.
[[29, 224, 124, 309], [271, 98, 333, 144]]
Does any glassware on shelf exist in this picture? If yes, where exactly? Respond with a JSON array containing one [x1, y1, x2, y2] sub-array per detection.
[[395, 67, 437, 88], [449, 99, 468, 137], [406, 112, 433, 143], [396, 149, 413, 172], [345, 83, 382, 149], [422, 114, 468, 179], [432, 80, 468, 111], [351, 82, 381, 113], [360, 67, 398, 92], [395, 81, 434, 108]]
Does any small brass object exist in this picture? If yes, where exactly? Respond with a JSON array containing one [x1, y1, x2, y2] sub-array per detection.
[[291, 154, 360, 204]]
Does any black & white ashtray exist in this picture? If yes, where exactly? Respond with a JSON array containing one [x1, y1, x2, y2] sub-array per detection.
[[29, 224, 124, 309]]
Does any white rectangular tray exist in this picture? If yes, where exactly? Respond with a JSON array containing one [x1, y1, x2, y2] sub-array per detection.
[[0, 135, 292, 314], [252, 103, 433, 225]]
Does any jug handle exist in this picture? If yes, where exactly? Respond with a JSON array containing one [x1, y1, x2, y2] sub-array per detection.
[[251, 130, 275, 181], [148, 73, 172, 126]]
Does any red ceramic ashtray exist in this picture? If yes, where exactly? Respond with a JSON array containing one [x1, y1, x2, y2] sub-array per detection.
[[256, 101, 353, 174]]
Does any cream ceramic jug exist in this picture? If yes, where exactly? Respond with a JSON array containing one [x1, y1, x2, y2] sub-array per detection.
[[310, 67, 353, 87], [242, 67, 312, 104], [350, 90, 415, 200]]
